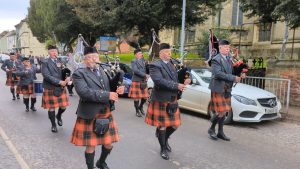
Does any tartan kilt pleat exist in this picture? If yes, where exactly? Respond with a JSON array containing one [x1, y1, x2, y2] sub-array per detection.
[[208, 92, 231, 116], [17, 83, 34, 95], [70, 108, 119, 146], [41, 88, 69, 109], [145, 101, 181, 127], [128, 81, 148, 99], [5, 77, 16, 86]]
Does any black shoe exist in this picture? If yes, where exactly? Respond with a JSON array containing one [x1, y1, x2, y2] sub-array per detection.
[[16, 94, 20, 99], [160, 150, 169, 160], [208, 129, 218, 140], [217, 132, 230, 141], [136, 111, 142, 117], [12, 96, 16, 100], [51, 126, 58, 133], [96, 161, 109, 169], [56, 115, 63, 126], [30, 107, 37, 111], [25, 108, 29, 112]]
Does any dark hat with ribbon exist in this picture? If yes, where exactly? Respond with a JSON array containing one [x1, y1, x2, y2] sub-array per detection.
[[84, 47, 98, 55], [218, 39, 230, 45], [48, 45, 58, 50], [9, 52, 16, 55], [159, 43, 171, 51], [134, 49, 142, 55]]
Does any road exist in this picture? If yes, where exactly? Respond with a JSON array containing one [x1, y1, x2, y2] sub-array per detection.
[[0, 70, 299, 169]]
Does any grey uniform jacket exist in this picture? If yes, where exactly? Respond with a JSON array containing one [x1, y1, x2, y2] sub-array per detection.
[[1, 59, 20, 76], [15, 64, 39, 86], [131, 58, 146, 82], [149, 59, 179, 102], [72, 66, 111, 120], [209, 53, 236, 93], [41, 58, 62, 89]]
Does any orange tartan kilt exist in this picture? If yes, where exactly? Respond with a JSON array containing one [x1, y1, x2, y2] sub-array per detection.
[[17, 83, 34, 95], [70, 108, 119, 146], [208, 92, 231, 116], [128, 81, 148, 99], [41, 88, 69, 109], [145, 101, 181, 128]]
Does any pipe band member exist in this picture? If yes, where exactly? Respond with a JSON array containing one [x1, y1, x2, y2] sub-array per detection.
[[71, 47, 124, 169], [145, 43, 191, 160], [1, 52, 21, 100], [208, 39, 244, 141], [128, 49, 149, 117], [41, 45, 70, 133], [15, 55, 39, 112]]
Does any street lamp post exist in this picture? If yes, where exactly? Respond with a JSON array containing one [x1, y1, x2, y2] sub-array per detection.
[[180, 0, 186, 61]]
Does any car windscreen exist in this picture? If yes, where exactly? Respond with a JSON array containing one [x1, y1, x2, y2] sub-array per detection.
[[194, 69, 212, 84]]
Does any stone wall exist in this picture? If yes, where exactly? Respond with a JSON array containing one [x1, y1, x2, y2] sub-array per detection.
[[267, 60, 300, 106]]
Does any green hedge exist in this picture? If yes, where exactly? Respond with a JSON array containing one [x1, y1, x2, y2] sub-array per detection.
[[99, 52, 201, 63]]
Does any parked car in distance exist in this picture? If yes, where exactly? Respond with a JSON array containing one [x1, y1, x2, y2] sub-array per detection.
[[177, 68, 281, 124]]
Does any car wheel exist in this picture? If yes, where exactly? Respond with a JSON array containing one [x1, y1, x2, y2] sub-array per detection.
[[208, 106, 233, 125]]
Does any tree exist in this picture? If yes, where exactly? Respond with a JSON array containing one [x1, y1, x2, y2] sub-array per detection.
[[27, 0, 102, 51], [273, 0, 300, 29], [66, 0, 224, 48]]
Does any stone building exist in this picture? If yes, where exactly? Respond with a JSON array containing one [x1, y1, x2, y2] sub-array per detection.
[[14, 19, 48, 56]]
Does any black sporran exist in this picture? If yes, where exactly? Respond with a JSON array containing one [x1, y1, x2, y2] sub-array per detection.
[[166, 102, 178, 116], [140, 81, 147, 90], [93, 118, 110, 136], [53, 87, 63, 97]]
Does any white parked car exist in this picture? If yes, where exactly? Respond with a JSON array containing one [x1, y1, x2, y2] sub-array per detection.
[[148, 68, 282, 124], [180, 68, 282, 123]]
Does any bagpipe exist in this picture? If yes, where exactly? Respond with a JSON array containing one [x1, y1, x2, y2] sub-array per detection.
[[206, 29, 248, 77], [149, 29, 190, 99]]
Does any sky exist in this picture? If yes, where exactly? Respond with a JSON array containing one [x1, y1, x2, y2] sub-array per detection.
[[0, 0, 30, 32]]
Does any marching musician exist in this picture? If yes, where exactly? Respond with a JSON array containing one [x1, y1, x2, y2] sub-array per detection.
[[145, 43, 191, 160], [208, 40, 245, 141], [70, 47, 124, 169], [1, 52, 21, 100], [15, 56, 39, 112], [41, 45, 70, 133], [128, 49, 149, 117]]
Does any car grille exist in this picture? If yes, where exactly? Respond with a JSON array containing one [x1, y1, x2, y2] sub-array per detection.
[[239, 111, 258, 118], [257, 97, 277, 108], [260, 113, 278, 119]]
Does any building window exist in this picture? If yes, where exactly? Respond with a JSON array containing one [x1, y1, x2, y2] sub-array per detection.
[[258, 23, 272, 41], [231, 0, 243, 26]]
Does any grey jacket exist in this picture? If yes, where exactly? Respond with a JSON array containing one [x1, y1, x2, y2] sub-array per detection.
[[209, 54, 236, 93], [72, 66, 111, 120], [41, 58, 62, 89], [1, 59, 20, 77], [131, 58, 147, 82], [15, 64, 39, 86], [149, 59, 179, 102]]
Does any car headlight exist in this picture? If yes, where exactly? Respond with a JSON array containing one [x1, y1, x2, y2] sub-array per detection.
[[232, 95, 257, 106]]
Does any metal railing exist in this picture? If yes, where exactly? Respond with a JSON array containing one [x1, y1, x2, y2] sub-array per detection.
[[241, 76, 291, 113]]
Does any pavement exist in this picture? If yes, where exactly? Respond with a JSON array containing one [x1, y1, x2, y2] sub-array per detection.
[[281, 106, 300, 123]]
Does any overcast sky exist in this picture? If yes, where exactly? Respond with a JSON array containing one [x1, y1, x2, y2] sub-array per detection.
[[0, 0, 30, 32]]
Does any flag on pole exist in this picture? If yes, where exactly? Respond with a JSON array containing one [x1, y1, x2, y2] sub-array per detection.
[[68, 35, 85, 72]]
